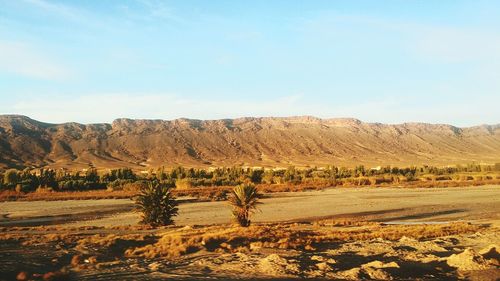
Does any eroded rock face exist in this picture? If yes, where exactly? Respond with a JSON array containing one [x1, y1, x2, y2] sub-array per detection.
[[446, 248, 492, 271], [479, 244, 500, 266]]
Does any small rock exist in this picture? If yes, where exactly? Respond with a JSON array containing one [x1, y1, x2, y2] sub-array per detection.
[[148, 262, 161, 271], [181, 225, 193, 231], [129, 263, 141, 269], [259, 254, 300, 276], [399, 236, 417, 243], [16, 271, 29, 281], [326, 258, 336, 264], [316, 262, 332, 271], [311, 255, 336, 264], [311, 255, 325, 262], [305, 244, 316, 251], [250, 242, 262, 250], [85, 256, 98, 264], [70, 255, 81, 267], [363, 267, 393, 280], [362, 260, 400, 269], [335, 268, 361, 280]]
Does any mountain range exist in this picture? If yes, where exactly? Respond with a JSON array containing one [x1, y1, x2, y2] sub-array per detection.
[[0, 115, 499, 171]]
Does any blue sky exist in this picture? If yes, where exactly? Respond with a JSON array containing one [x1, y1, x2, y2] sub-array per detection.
[[0, 0, 499, 126]]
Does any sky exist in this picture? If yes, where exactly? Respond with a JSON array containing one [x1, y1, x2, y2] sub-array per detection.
[[0, 0, 499, 126]]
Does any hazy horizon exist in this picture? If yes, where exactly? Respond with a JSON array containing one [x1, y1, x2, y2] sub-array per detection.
[[1, 0, 500, 126]]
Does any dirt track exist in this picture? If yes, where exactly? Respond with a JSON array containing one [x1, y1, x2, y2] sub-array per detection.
[[1, 185, 499, 227]]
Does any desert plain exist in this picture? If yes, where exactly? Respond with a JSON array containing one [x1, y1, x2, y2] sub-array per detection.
[[1, 185, 499, 280]]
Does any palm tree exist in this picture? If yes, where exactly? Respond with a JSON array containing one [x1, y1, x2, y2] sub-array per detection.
[[228, 184, 262, 227], [135, 181, 179, 226]]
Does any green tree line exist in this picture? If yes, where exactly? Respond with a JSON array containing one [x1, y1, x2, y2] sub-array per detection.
[[1, 163, 499, 192]]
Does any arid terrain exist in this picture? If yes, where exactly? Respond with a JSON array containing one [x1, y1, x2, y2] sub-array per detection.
[[0, 185, 499, 280], [3, 0, 500, 280], [1, 115, 499, 280], [1, 115, 499, 170]]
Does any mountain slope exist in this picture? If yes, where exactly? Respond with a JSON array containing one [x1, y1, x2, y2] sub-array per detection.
[[0, 115, 499, 170]]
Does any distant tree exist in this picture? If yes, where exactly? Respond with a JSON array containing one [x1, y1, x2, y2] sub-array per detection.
[[175, 178, 194, 189], [495, 163, 500, 172], [250, 169, 264, 184], [135, 181, 179, 226], [4, 169, 19, 186], [85, 168, 99, 182], [228, 184, 262, 227]]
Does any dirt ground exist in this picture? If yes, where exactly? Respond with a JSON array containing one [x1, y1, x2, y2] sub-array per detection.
[[0, 186, 499, 280], [1, 185, 499, 227]]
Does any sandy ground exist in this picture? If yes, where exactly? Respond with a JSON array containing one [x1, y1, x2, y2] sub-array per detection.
[[0, 186, 499, 280], [1, 185, 499, 227]]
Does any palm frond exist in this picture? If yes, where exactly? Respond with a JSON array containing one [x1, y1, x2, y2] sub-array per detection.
[[134, 181, 178, 226], [228, 184, 262, 227]]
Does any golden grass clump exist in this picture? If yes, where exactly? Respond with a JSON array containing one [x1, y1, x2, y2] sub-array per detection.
[[125, 233, 197, 259], [313, 222, 481, 242]]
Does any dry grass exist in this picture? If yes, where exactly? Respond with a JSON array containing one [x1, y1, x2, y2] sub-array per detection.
[[123, 221, 482, 259], [0, 219, 485, 281], [0, 189, 136, 202], [6, 220, 477, 256]]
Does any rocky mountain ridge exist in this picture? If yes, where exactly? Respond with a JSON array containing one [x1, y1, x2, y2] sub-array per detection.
[[0, 115, 499, 170]]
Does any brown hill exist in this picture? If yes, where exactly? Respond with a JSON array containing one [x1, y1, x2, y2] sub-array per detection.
[[0, 115, 499, 170]]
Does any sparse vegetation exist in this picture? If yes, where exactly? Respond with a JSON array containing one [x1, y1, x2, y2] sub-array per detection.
[[134, 181, 179, 227], [122, 221, 482, 259], [1, 163, 500, 201], [0, 219, 493, 280]]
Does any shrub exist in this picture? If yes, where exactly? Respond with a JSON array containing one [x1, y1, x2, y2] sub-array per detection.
[[175, 178, 194, 190], [4, 169, 19, 187], [228, 184, 262, 227], [107, 179, 135, 191], [135, 181, 179, 226]]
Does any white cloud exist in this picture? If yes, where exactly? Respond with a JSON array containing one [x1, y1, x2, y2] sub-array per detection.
[[0, 41, 70, 80]]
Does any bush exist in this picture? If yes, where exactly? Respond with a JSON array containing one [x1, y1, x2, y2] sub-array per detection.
[[135, 181, 179, 226], [4, 169, 19, 187], [107, 179, 135, 191], [175, 178, 194, 190]]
